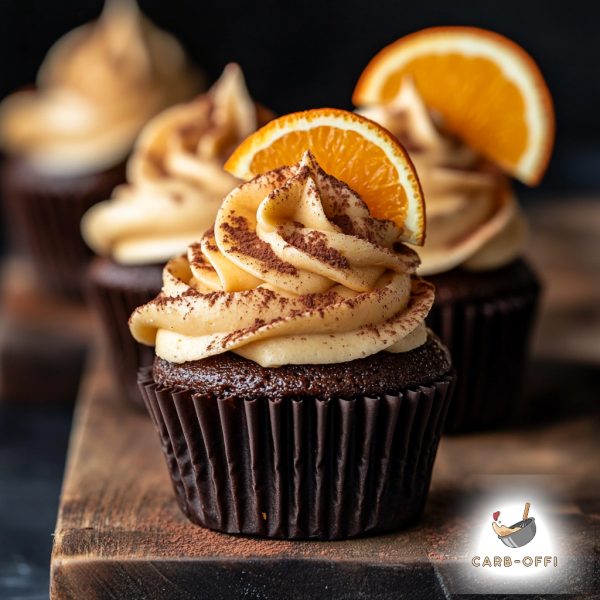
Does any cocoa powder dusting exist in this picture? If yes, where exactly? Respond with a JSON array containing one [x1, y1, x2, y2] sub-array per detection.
[[331, 214, 358, 236], [284, 229, 349, 270], [220, 216, 297, 275], [188, 242, 214, 273]]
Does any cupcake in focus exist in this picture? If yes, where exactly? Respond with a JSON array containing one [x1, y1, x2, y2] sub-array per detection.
[[130, 110, 455, 539], [82, 63, 272, 407], [354, 27, 555, 431], [0, 0, 202, 297]]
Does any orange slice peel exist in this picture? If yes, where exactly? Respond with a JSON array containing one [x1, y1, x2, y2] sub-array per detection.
[[225, 108, 426, 245], [353, 26, 555, 185]]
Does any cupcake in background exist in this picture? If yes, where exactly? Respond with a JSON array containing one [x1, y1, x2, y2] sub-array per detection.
[[354, 27, 555, 431], [0, 0, 202, 297], [82, 63, 273, 407], [131, 110, 455, 539]]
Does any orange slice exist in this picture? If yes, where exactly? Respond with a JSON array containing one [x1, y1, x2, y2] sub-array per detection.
[[225, 108, 425, 245], [353, 26, 555, 185]]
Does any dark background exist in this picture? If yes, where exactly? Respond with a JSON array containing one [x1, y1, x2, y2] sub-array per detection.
[[0, 0, 599, 192], [0, 3, 598, 598]]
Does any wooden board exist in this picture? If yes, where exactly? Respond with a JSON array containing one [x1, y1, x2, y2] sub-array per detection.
[[50, 357, 599, 599], [50, 198, 600, 599], [526, 197, 600, 365]]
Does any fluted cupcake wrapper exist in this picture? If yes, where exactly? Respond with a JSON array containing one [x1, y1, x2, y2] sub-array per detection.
[[427, 270, 540, 433], [88, 262, 161, 408], [1, 158, 126, 298], [138, 366, 455, 540]]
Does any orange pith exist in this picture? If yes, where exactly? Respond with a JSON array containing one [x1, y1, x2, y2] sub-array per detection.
[[225, 108, 426, 245], [353, 26, 555, 186]]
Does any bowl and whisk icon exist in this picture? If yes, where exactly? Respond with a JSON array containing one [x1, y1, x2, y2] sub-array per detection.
[[492, 502, 537, 548]]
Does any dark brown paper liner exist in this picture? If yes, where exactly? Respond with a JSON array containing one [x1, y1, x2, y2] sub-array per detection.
[[427, 260, 540, 433], [1, 158, 126, 298], [88, 260, 162, 408], [138, 367, 455, 540]]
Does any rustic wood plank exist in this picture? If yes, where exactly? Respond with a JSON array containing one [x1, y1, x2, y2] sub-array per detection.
[[526, 197, 600, 365], [49, 198, 600, 599], [49, 355, 599, 599], [50, 358, 443, 599]]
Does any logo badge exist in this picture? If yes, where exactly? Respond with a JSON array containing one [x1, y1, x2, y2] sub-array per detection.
[[491, 501, 536, 548]]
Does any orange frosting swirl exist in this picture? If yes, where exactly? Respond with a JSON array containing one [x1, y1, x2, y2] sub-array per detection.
[[0, 0, 201, 176], [82, 64, 265, 265], [129, 151, 433, 366], [358, 78, 526, 275]]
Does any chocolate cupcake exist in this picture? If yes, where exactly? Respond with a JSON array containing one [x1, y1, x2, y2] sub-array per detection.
[[426, 259, 539, 431], [355, 35, 554, 431], [0, 0, 202, 297], [82, 64, 273, 407], [130, 149, 455, 539]]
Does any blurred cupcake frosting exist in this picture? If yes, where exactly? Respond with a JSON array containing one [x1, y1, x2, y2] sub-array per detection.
[[82, 63, 271, 265], [0, 0, 202, 177], [358, 78, 526, 275], [129, 151, 433, 367]]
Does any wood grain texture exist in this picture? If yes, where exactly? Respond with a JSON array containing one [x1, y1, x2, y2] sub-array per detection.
[[49, 198, 600, 599], [527, 197, 600, 365], [50, 357, 599, 599]]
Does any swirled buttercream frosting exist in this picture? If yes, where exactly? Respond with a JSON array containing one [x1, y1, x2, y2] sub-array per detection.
[[0, 0, 201, 176], [358, 78, 526, 275], [129, 151, 434, 367], [82, 64, 266, 265]]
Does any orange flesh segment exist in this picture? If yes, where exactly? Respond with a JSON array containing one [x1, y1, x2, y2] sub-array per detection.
[[380, 54, 528, 170], [248, 128, 412, 227], [353, 27, 555, 185], [226, 109, 426, 244]]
